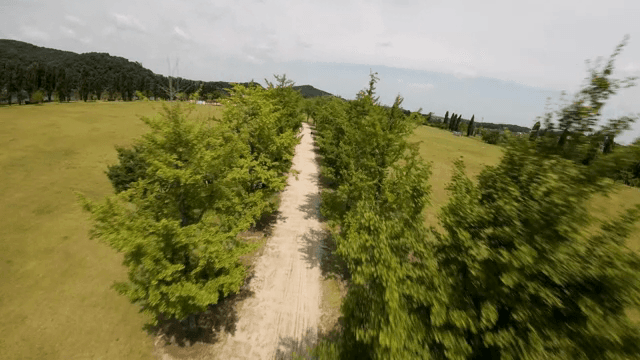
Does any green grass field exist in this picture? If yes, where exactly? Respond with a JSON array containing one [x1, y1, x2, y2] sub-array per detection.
[[0, 101, 221, 360]]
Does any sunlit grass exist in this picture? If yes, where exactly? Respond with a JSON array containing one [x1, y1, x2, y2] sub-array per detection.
[[0, 101, 221, 359]]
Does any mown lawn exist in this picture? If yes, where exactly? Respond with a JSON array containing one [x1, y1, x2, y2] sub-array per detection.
[[411, 125, 640, 322], [0, 101, 221, 359]]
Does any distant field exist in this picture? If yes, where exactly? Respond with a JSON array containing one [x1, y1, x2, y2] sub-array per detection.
[[410, 126, 504, 227], [0, 101, 221, 359], [411, 125, 640, 322], [411, 125, 640, 249]]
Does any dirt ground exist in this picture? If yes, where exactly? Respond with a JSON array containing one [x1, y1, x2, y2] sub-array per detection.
[[211, 123, 324, 359]]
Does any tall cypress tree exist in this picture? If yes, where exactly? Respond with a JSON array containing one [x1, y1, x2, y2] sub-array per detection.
[[530, 121, 541, 140], [467, 115, 475, 136], [443, 111, 450, 127], [450, 114, 457, 131]]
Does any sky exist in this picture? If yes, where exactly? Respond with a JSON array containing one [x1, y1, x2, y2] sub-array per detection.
[[1, 0, 640, 142]]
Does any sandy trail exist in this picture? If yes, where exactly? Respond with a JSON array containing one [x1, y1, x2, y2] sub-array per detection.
[[212, 123, 324, 359]]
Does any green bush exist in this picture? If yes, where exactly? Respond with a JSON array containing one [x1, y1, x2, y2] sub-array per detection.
[[31, 90, 44, 104], [481, 129, 506, 144]]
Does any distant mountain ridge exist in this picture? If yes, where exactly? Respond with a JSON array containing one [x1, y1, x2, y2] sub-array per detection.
[[292, 85, 333, 98]]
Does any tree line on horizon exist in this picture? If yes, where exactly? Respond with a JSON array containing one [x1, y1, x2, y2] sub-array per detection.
[[0, 39, 256, 104]]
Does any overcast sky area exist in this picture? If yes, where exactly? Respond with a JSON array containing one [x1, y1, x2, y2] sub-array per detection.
[[2, 0, 639, 142]]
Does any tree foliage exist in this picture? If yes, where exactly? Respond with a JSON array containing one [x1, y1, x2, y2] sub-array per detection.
[[532, 36, 638, 166], [415, 144, 640, 359], [467, 115, 475, 136], [314, 56, 640, 359], [80, 77, 303, 325]]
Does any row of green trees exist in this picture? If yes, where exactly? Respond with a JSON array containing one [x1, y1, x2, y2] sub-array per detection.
[[79, 76, 304, 328], [427, 111, 480, 137], [0, 40, 255, 104], [312, 61, 640, 357]]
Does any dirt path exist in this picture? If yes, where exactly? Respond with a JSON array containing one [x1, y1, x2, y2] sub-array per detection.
[[211, 123, 324, 359]]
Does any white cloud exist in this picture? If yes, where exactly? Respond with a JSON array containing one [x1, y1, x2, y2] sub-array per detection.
[[621, 62, 640, 74], [60, 26, 76, 38], [408, 82, 434, 91], [173, 26, 190, 40], [20, 26, 49, 41], [111, 13, 146, 33], [64, 15, 85, 26], [102, 26, 116, 36]]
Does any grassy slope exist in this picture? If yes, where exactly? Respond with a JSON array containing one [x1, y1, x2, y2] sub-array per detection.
[[411, 125, 640, 322], [0, 101, 221, 359], [410, 126, 504, 227]]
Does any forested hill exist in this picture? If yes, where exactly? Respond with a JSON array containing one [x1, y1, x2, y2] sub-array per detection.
[[292, 85, 333, 98], [0, 39, 255, 103]]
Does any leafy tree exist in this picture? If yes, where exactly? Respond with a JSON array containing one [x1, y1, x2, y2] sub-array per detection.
[[597, 138, 640, 186], [82, 84, 304, 327], [423, 112, 433, 125], [313, 74, 434, 358], [106, 144, 149, 193], [81, 103, 256, 325], [135, 90, 149, 101], [449, 113, 457, 131], [31, 89, 44, 104], [408, 143, 640, 359], [530, 121, 541, 140], [466, 115, 475, 136], [220, 77, 303, 181], [534, 36, 638, 167], [443, 111, 450, 127], [482, 129, 506, 145], [315, 73, 419, 223]]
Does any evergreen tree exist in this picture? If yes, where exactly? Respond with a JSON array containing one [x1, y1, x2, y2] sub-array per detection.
[[530, 121, 541, 140], [81, 82, 304, 327], [81, 103, 256, 325], [534, 35, 637, 167], [467, 115, 475, 136], [443, 111, 450, 127], [449, 114, 457, 131], [409, 145, 640, 359]]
